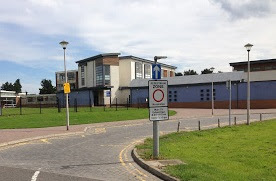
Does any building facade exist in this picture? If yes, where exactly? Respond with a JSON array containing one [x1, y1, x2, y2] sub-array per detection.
[[55, 70, 78, 92], [129, 59, 276, 109], [56, 53, 177, 106]]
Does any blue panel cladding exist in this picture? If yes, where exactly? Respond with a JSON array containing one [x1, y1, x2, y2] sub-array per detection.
[[130, 80, 276, 104], [131, 88, 148, 104], [238, 81, 276, 100], [56, 90, 94, 106]]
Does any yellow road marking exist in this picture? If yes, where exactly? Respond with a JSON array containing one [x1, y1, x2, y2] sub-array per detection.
[[94, 128, 106, 134], [40, 139, 51, 144], [0, 142, 28, 151], [119, 140, 148, 181]]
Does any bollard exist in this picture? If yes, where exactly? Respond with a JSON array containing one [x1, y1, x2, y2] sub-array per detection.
[[218, 118, 220, 128], [260, 113, 262, 121], [177, 121, 180, 132], [234, 117, 237, 125], [198, 121, 201, 131]]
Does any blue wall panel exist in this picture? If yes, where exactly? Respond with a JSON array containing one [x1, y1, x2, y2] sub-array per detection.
[[131, 81, 276, 104], [57, 90, 94, 106]]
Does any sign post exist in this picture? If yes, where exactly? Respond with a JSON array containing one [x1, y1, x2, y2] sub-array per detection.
[[149, 80, 168, 159], [226, 80, 232, 126]]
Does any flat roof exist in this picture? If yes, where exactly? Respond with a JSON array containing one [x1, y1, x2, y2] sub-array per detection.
[[120, 56, 177, 69], [129, 71, 245, 87], [55, 70, 78, 74], [76, 53, 121, 64], [230, 58, 276, 66]]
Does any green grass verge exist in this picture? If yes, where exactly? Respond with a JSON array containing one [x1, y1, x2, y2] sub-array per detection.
[[136, 120, 276, 181], [0, 107, 176, 129]]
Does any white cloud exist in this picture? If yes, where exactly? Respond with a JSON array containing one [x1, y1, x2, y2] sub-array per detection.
[[0, 0, 276, 91]]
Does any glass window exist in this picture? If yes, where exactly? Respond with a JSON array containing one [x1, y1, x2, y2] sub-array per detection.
[[201, 89, 204, 92], [206, 89, 210, 92], [27, 97, 34, 102], [81, 65, 85, 86], [96, 65, 103, 86], [135, 62, 142, 79], [144, 64, 151, 79], [104, 65, 110, 86], [68, 72, 75, 80], [59, 73, 65, 81]]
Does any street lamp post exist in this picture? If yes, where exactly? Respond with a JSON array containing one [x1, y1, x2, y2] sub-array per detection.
[[59, 40, 70, 130], [153, 55, 167, 159], [244, 43, 253, 125]]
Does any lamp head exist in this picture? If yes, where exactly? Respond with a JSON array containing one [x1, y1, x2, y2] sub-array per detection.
[[59, 41, 69, 49], [244, 43, 253, 52]]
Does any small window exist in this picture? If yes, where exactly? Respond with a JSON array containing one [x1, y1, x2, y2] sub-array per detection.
[[169, 99, 172, 102], [169, 91, 172, 94], [207, 93, 210, 96], [213, 89, 216, 92], [214, 97, 216, 101], [213, 93, 216, 96], [207, 97, 210, 101], [174, 91, 177, 93], [174, 95, 177, 97], [200, 98, 204, 101], [201, 89, 204, 92], [169, 95, 172, 98], [201, 94, 204, 97], [206, 89, 210, 92], [174, 99, 177, 102]]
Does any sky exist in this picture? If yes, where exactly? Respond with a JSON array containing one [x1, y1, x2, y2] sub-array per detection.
[[0, 0, 275, 94]]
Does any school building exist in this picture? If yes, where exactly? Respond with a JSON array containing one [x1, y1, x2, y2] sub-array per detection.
[[130, 58, 276, 109]]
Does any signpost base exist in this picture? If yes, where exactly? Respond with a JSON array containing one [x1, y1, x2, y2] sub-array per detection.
[[153, 120, 159, 159]]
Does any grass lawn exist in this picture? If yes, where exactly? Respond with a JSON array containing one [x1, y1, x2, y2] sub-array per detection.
[[136, 120, 276, 181], [0, 107, 176, 129]]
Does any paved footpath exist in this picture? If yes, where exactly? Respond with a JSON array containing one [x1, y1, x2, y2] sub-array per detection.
[[0, 108, 275, 181], [1, 108, 276, 145]]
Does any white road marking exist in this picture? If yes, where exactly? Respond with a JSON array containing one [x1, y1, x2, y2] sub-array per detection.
[[31, 168, 41, 181]]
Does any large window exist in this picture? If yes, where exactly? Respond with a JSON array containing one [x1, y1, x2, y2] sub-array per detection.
[[68, 72, 75, 80], [81, 65, 85, 86], [59, 73, 65, 81], [96, 65, 103, 86], [135, 62, 142, 79], [104, 65, 110, 86], [144, 64, 151, 79]]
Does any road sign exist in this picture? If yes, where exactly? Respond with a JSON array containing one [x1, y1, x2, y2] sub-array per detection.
[[149, 80, 168, 107], [152, 64, 161, 79], [149, 107, 169, 121], [63, 83, 71, 94]]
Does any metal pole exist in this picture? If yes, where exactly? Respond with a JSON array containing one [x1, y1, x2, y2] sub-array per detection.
[[20, 97, 22, 115], [64, 48, 70, 131], [247, 50, 250, 125], [218, 118, 220, 128], [211, 81, 214, 116], [153, 121, 159, 159], [198, 121, 201, 130], [116, 98, 117, 111], [40, 100, 42, 114], [229, 80, 231, 126]]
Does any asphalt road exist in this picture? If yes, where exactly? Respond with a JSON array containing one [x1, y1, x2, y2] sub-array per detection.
[[0, 112, 275, 181]]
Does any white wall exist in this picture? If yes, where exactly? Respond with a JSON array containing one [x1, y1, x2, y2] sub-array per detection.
[[119, 60, 131, 87], [249, 70, 276, 82]]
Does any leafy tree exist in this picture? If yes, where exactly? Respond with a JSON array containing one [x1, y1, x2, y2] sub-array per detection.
[[1, 82, 14, 91], [175, 72, 183, 76], [13, 79, 22, 93], [39, 79, 56, 94], [184, 69, 198, 76], [201, 68, 214, 74]]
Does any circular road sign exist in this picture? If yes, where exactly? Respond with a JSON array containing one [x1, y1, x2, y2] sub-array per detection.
[[153, 89, 164, 102]]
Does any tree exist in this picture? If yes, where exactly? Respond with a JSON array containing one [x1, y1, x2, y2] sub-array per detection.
[[13, 79, 22, 93], [184, 69, 198, 76], [201, 68, 214, 74], [39, 79, 56, 94], [1, 82, 14, 91], [175, 72, 183, 76]]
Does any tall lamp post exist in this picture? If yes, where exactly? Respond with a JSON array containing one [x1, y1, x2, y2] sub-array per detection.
[[153, 55, 167, 159], [244, 43, 253, 125], [59, 40, 70, 130]]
